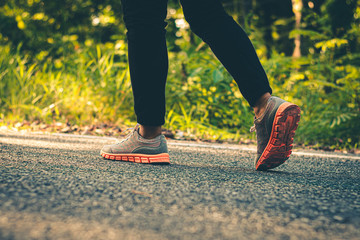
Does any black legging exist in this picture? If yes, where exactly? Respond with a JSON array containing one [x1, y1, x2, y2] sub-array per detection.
[[121, 0, 272, 126]]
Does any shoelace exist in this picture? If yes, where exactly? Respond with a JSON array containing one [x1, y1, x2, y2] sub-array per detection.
[[116, 124, 139, 143], [250, 125, 256, 133]]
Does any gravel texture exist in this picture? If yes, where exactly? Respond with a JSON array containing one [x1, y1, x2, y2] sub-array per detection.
[[0, 132, 359, 240]]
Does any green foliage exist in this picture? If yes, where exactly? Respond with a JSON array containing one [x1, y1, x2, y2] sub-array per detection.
[[0, 0, 125, 56], [166, 47, 253, 135], [0, 0, 359, 150], [264, 2, 360, 149], [264, 50, 360, 150], [0, 42, 133, 125]]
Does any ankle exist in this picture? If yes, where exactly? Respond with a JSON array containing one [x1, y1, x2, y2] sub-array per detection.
[[253, 93, 271, 118], [139, 125, 162, 139]]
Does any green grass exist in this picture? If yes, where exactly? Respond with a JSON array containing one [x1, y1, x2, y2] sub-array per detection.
[[0, 42, 359, 151]]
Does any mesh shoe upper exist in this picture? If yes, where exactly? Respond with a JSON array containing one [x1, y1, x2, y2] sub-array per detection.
[[252, 96, 287, 162], [101, 125, 168, 155]]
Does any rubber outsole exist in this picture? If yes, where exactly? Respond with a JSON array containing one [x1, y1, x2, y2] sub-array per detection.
[[256, 102, 301, 171], [101, 151, 170, 164]]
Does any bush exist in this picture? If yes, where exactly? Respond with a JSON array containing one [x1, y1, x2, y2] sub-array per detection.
[[1, 0, 359, 150]]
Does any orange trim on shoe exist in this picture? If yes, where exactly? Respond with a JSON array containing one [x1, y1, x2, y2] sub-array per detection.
[[256, 102, 301, 170], [101, 151, 170, 164]]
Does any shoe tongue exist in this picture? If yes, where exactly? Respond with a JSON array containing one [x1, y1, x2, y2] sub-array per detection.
[[135, 125, 149, 139], [134, 124, 140, 133], [136, 127, 143, 138]]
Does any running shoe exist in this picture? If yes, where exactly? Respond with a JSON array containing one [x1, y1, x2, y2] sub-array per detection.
[[100, 125, 170, 164], [251, 96, 301, 170]]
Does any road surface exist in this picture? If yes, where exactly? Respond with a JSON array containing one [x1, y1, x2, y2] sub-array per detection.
[[0, 131, 359, 239]]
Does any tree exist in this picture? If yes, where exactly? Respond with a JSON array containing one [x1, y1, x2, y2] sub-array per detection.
[[291, 0, 303, 57]]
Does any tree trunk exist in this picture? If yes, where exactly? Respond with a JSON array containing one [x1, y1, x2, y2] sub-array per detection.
[[292, 0, 303, 58]]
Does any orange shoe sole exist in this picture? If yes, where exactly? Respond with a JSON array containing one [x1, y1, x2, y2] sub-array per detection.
[[101, 151, 170, 164], [256, 102, 301, 171]]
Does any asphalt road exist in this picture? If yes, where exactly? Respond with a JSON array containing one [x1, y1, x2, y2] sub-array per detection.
[[0, 131, 359, 240]]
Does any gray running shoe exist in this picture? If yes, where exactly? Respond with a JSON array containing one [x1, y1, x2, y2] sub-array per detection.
[[251, 96, 301, 171], [100, 125, 170, 164]]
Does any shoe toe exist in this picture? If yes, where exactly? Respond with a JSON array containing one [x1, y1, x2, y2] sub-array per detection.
[[101, 144, 113, 154]]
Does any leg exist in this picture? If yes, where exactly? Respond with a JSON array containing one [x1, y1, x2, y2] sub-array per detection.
[[122, 0, 168, 128], [100, 0, 170, 164], [180, 0, 272, 109], [180, 0, 301, 170]]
